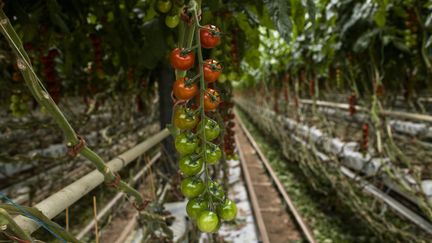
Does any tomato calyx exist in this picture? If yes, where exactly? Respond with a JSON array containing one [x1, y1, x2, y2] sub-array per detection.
[[207, 90, 219, 102], [201, 25, 222, 37], [183, 77, 197, 87], [204, 59, 223, 72]]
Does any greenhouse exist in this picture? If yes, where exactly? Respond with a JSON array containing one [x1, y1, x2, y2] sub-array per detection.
[[0, 0, 432, 242]]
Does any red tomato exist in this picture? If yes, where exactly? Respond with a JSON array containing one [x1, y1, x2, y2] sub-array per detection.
[[170, 48, 195, 70], [196, 88, 221, 111], [200, 25, 221, 49], [203, 59, 222, 83], [173, 77, 198, 100]]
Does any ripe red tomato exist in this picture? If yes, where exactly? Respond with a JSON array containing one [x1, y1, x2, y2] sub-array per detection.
[[173, 77, 198, 100], [203, 59, 222, 83], [200, 25, 221, 49], [196, 88, 221, 111], [170, 48, 195, 70]]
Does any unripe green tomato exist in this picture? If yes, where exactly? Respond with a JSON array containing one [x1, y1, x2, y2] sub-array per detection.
[[179, 156, 203, 177], [11, 95, 19, 103], [205, 144, 222, 165], [227, 71, 238, 81], [197, 210, 219, 233], [180, 177, 205, 198], [175, 132, 198, 156], [198, 118, 220, 141], [217, 199, 237, 221], [165, 14, 179, 28], [9, 102, 18, 111], [207, 181, 225, 200], [186, 198, 208, 219], [218, 73, 227, 83], [157, 0, 172, 13], [19, 103, 27, 111]]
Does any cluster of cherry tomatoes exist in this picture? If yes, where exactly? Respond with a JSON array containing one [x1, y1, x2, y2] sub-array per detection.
[[170, 24, 237, 233], [219, 98, 237, 159], [348, 94, 356, 116], [362, 123, 369, 154], [90, 34, 105, 79], [41, 49, 61, 103], [155, 0, 180, 29]]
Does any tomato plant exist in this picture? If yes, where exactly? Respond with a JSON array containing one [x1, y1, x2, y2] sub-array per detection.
[[167, 2, 237, 234], [170, 48, 195, 70]]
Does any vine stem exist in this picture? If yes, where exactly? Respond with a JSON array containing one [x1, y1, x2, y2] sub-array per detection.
[[0, 9, 145, 207], [0, 208, 33, 243], [192, 1, 213, 205]]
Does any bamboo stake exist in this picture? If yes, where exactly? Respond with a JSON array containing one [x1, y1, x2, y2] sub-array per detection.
[[92, 196, 99, 243], [65, 207, 69, 232]]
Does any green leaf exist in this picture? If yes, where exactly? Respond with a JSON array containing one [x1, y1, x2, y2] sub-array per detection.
[[264, 0, 292, 41]]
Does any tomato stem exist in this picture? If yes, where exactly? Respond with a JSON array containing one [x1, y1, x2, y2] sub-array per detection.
[[192, 3, 214, 209]]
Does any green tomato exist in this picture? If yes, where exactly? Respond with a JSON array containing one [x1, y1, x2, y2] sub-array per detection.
[[218, 73, 227, 83], [157, 0, 172, 13], [11, 95, 19, 103], [179, 155, 203, 177], [217, 199, 237, 221], [165, 14, 179, 28], [207, 181, 225, 200], [175, 132, 198, 156], [205, 143, 222, 165], [173, 107, 198, 130], [181, 177, 205, 198], [227, 71, 238, 81], [197, 210, 220, 233], [186, 198, 208, 219], [198, 118, 220, 141]]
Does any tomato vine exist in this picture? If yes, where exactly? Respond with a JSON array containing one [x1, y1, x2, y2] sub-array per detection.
[[169, 0, 237, 233]]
